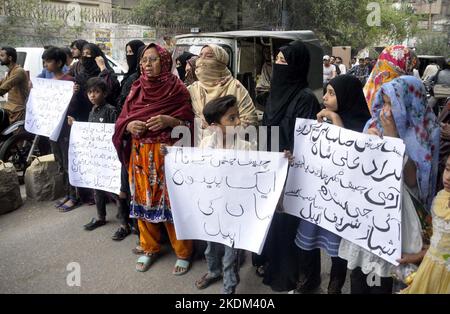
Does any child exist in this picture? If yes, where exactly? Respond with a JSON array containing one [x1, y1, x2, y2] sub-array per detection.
[[295, 75, 371, 294], [68, 77, 120, 232], [401, 154, 450, 294], [40, 47, 80, 213], [188, 95, 292, 294], [338, 76, 440, 294]]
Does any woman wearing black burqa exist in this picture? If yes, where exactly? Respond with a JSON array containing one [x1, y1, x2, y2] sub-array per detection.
[[117, 40, 145, 113], [255, 40, 321, 292], [112, 40, 145, 241], [61, 43, 120, 210], [175, 51, 196, 82]]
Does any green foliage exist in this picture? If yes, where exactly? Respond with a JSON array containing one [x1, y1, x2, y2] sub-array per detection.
[[1, 0, 85, 46], [415, 32, 450, 56], [287, 0, 418, 51], [132, 0, 418, 51]]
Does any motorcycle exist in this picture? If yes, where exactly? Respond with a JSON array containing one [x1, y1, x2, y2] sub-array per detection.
[[0, 108, 51, 181]]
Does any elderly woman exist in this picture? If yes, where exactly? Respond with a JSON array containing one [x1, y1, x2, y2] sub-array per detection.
[[113, 43, 194, 274], [188, 44, 258, 144]]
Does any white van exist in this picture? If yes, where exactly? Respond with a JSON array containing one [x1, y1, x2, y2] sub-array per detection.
[[15, 47, 126, 82]]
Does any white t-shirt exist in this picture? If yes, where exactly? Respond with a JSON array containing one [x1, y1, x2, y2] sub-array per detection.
[[323, 65, 335, 83], [338, 64, 347, 75]]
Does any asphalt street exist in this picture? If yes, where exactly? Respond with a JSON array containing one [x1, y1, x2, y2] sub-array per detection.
[[0, 187, 349, 294]]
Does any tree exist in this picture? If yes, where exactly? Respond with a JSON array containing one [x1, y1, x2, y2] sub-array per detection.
[[286, 0, 418, 52], [415, 32, 450, 56], [131, 0, 418, 51], [1, 0, 85, 47]]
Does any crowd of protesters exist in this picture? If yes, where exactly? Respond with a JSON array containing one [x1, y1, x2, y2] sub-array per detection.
[[0, 38, 448, 294]]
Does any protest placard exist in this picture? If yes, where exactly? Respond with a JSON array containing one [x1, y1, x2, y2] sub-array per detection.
[[283, 118, 405, 265], [165, 146, 289, 254], [69, 122, 121, 194], [25, 78, 73, 141]]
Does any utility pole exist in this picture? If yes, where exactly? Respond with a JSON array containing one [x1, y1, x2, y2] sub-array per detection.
[[237, 0, 242, 30], [429, 1, 432, 30], [281, 0, 289, 30]]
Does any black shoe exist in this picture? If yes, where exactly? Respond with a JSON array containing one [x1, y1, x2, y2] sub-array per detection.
[[112, 226, 131, 241], [131, 226, 139, 235], [83, 218, 106, 231], [327, 280, 342, 294], [295, 278, 321, 294]]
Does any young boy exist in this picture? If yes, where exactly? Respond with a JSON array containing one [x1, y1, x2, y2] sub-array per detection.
[[68, 77, 123, 233], [190, 95, 292, 294], [40, 47, 81, 212]]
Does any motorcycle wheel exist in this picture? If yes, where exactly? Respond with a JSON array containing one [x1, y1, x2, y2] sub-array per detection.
[[0, 132, 51, 181]]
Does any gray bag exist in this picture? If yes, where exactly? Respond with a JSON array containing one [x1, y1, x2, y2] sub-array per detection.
[[0, 161, 23, 214], [24, 154, 65, 201]]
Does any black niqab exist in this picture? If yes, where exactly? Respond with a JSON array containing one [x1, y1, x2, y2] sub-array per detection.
[[328, 75, 371, 132], [176, 52, 195, 81], [124, 40, 145, 81], [264, 41, 310, 125], [263, 40, 321, 152]]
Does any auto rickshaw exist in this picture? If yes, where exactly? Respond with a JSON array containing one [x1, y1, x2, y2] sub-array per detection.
[[173, 30, 323, 119]]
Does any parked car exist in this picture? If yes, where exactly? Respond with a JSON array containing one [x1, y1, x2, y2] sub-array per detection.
[[15, 47, 126, 82]]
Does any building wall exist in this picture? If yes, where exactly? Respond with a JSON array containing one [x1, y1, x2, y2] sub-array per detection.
[[112, 0, 139, 10], [51, 0, 112, 10]]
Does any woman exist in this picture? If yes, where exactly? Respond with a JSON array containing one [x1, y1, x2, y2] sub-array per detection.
[[175, 51, 195, 82], [258, 40, 321, 292], [188, 44, 258, 145], [113, 43, 194, 275], [295, 75, 371, 294], [117, 40, 145, 112], [437, 99, 450, 191], [401, 153, 450, 294], [113, 40, 145, 241], [184, 56, 199, 86], [339, 76, 440, 294], [58, 43, 120, 211], [364, 45, 418, 110]]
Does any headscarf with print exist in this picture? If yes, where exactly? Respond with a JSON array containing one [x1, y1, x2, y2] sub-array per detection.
[[364, 76, 440, 209], [328, 75, 371, 132], [364, 45, 418, 110], [113, 43, 193, 165]]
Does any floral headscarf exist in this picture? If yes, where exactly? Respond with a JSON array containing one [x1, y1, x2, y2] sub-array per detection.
[[364, 45, 418, 110], [364, 76, 440, 209]]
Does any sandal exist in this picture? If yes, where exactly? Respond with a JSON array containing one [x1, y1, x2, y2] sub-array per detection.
[[132, 246, 145, 255], [55, 196, 69, 208], [173, 259, 191, 276], [58, 199, 81, 212], [135, 253, 159, 272], [195, 273, 222, 289], [255, 265, 265, 278]]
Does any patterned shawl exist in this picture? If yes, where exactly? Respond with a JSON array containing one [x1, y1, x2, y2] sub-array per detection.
[[364, 45, 418, 110], [364, 76, 440, 209]]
